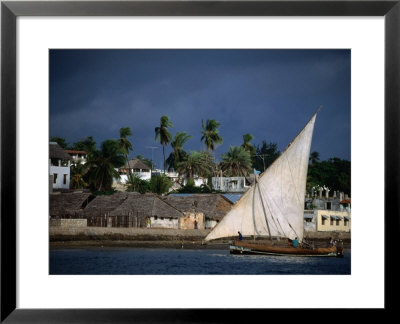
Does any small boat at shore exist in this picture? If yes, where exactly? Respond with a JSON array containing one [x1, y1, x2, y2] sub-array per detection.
[[204, 108, 345, 258]]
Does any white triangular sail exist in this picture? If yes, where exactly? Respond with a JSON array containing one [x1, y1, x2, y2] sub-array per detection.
[[205, 112, 317, 242]]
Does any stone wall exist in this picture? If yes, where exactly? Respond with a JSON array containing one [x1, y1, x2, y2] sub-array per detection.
[[50, 219, 87, 227], [179, 212, 204, 230]]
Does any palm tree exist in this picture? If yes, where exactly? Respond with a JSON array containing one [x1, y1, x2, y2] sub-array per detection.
[[87, 139, 126, 192], [220, 146, 252, 177], [176, 151, 215, 181], [309, 151, 320, 164], [119, 127, 133, 159], [70, 160, 88, 189], [119, 127, 133, 175], [200, 119, 223, 152], [166, 132, 192, 171], [155, 116, 173, 174], [126, 173, 150, 194], [241, 133, 256, 156]]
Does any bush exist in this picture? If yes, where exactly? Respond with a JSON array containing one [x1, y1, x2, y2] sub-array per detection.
[[149, 174, 173, 195]]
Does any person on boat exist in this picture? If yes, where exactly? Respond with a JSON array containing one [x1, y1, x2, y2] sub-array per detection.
[[329, 237, 335, 246], [292, 237, 299, 248], [238, 231, 243, 241]]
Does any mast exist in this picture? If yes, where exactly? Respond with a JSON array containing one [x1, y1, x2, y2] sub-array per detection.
[[255, 174, 272, 240]]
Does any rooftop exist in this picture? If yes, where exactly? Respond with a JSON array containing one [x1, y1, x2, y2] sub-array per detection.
[[121, 159, 151, 170], [49, 142, 72, 160]]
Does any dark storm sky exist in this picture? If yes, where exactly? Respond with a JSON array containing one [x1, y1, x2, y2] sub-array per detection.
[[50, 49, 351, 169]]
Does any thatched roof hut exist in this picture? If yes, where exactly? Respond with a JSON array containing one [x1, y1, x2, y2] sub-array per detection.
[[161, 194, 233, 221], [49, 192, 94, 217], [49, 142, 72, 160], [120, 159, 151, 171], [82, 192, 131, 216], [109, 193, 184, 219]]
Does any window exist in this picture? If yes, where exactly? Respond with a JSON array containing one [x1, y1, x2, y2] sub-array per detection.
[[330, 217, 334, 226], [336, 219, 340, 226], [344, 217, 350, 226], [326, 202, 331, 210], [53, 173, 57, 183], [63, 174, 67, 184], [304, 215, 313, 223], [322, 218, 326, 225], [154, 216, 158, 220]]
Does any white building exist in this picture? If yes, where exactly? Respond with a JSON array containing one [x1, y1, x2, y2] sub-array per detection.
[[118, 158, 152, 182], [211, 176, 254, 192], [49, 142, 72, 190], [66, 150, 88, 165], [152, 169, 208, 188]]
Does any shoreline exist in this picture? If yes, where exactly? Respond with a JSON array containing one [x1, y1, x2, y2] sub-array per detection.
[[49, 226, 351, 249], [50, 240, 231, 249]]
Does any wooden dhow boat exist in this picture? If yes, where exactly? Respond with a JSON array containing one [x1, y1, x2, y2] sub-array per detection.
[[204, 108, 344, 258]]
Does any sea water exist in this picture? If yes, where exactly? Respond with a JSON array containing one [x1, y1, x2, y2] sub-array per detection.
[[49, 247, 351, 275]]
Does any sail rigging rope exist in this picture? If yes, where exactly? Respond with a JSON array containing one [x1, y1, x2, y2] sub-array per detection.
[[256, 179, 272, 239], [251, 185, 260, 236]]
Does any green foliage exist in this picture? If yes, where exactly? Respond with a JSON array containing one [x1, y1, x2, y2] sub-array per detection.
[[241, 133, 256, 156], [86, 139, 126, 192], [186, 178, 195, 187], [309, 151, 320, 164], [166, 132, 192, 171], [50, 137, 69, 149], [201, 119, 223, 151], [155, 116, 173, 173], [176, 151, 215, 179], [253, 141, 281, 172], [119, 127, 133, 158], [220, 146, 252, 177], [70, 160, 88, 189], [125, 173, 150, 194], [149, 174, 173, 195], [71, 136, 97, 153], [307, 157, 351, 194]]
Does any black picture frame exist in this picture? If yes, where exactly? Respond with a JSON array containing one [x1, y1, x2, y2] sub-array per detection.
[[1, 0, 398, 322]]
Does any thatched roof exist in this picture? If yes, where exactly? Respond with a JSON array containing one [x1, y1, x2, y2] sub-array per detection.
[[82, 192, 130, 215], [49, 142, 72, 160], [121, 159, 151, 170], [109, 193, 184, 219], [161, 194, 233, 221], [49, 192, 93, 217]]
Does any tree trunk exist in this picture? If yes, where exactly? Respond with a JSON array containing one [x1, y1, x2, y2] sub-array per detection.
[[163, 145, 166, 174]]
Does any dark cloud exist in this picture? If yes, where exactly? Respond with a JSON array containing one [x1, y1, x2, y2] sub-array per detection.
[[50, 49, 350, 168]]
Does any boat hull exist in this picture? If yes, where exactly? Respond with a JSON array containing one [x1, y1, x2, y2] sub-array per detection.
[[230, 241, 343, 257]]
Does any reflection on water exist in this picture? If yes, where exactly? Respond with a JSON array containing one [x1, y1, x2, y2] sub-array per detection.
[[50, 248, 351, 275]]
